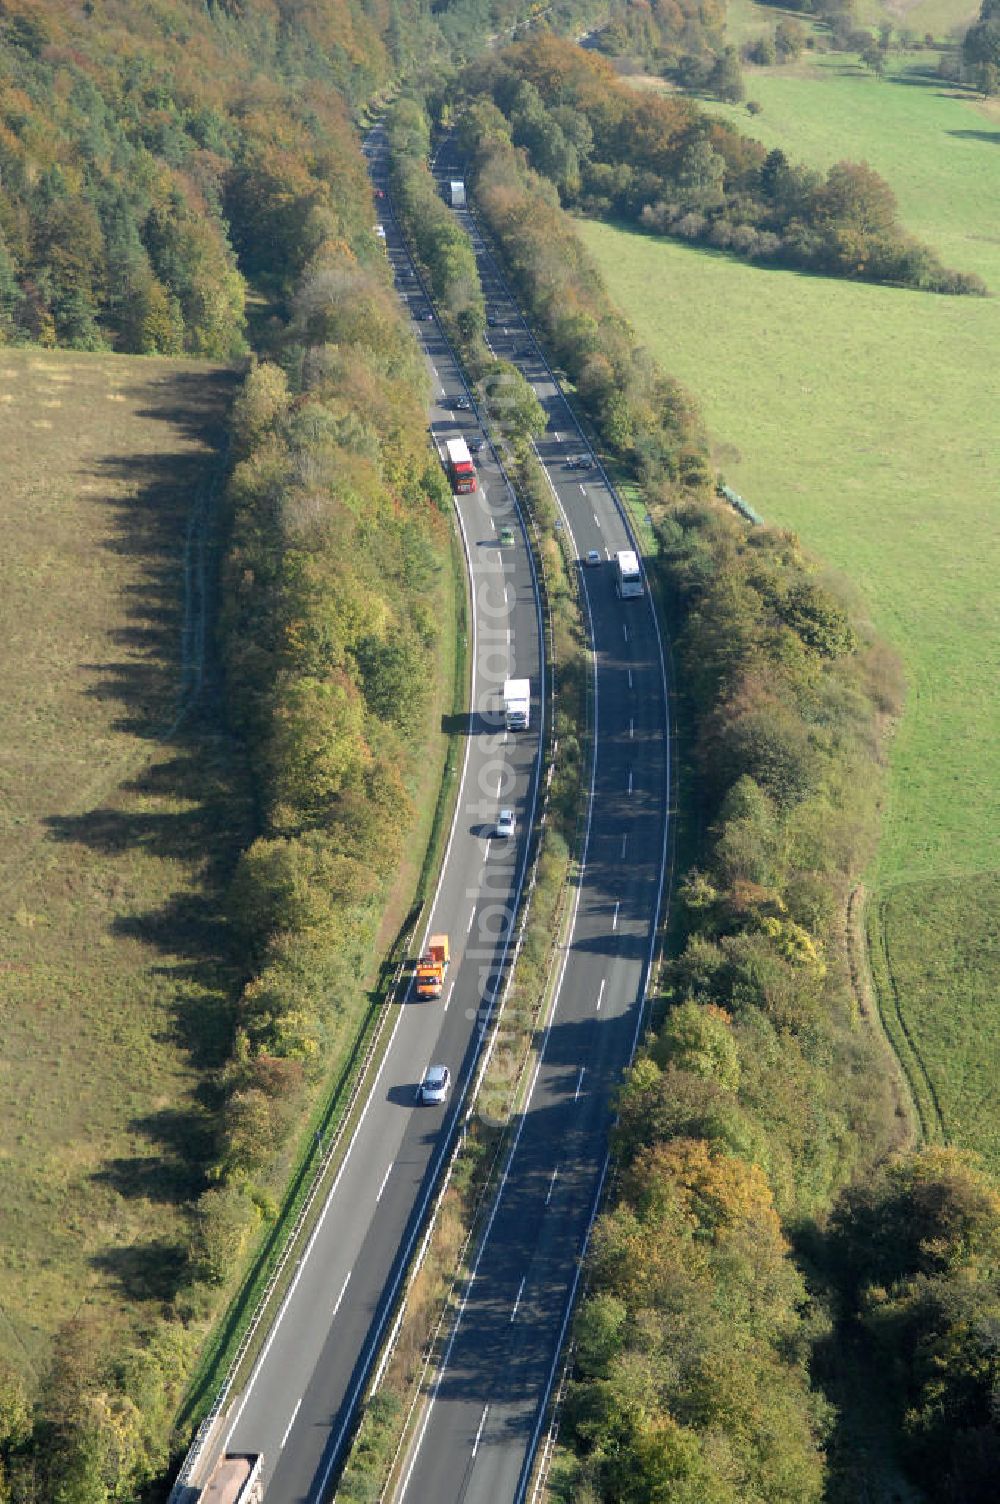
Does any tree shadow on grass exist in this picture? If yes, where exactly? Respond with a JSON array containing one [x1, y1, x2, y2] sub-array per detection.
[[40, 366, 254, 1288], [78, 367, 240, 742], [93, 1107, 217, 1208], [91, 1238, 190, 1303], [947, 128, 1000, 145]]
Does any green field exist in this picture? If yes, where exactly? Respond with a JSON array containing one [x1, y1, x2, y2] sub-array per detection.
[[0, 350, 247, 1378], [580, 222, 999, 882], [709, 50, 1000, 289], [581, 35, 1000, 1159], [725, 0, 979, 46], [872, 874, 1000, 1172]]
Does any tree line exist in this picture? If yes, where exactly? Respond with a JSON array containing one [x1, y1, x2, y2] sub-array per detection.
[[962, 0, 1000, 95], [0, 0, 578, 355], [453, 83, 1000, 1502], [451, 36, 986, 294]]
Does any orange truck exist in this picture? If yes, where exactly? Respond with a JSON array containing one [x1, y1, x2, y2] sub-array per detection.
[[415, 934, 450, 999]]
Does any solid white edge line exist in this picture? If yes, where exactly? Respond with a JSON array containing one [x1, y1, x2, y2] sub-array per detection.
[[518, 308, 674, 1504], [399, 456, 601, 1498], [222, 385, 484, 1478], [319, 187, 549, 1502]]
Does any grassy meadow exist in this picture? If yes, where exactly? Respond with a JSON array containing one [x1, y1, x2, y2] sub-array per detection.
[[871, 874, 1000, 1172], [582, 33, 1000, 1158], [0, 349, 247, 1379]]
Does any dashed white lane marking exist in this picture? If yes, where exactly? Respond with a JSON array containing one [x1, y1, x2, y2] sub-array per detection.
[[629, 718, 634, 739], [376, 1163, 392, 1203], [627, 769, 633, 796], [444, 980, 455, 1010], [554, 431, 561, 442], [473, 1405, 489, 1456], [467, 907, 476, 933], [621, 833, 628, 858], [612, 901, 619, 932], [623, 623, 629, 643], [333, 1272, 351, 1318], [596, 978, 606, 1012], [511, 1276, 525, 1322], [574, 1067, 585, 1102], [281, 1397, 302, 1450], [627, 669, 633, 689], [593, 510, 599, 521], [546, 1166, 559, 1203]]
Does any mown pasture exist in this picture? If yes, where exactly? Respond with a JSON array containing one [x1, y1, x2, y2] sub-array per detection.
[[579, 46, 1000, 1159], [0, 349, 246, 1377], [710, 47, 1000, 288]]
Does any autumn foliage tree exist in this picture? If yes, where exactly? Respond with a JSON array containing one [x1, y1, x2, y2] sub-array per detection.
[[460, 37, 986, 294]]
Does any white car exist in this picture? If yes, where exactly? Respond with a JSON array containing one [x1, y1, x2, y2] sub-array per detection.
[[418, 1064, 451, 1105], [495, 808, 516, 839], [585, 549, 601, 567]]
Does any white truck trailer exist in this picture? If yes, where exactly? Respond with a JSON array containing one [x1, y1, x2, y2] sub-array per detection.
[[503, 678, 530, 731]]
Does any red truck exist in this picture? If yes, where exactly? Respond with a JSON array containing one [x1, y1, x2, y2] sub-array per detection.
[[445, 437, 477, 494]]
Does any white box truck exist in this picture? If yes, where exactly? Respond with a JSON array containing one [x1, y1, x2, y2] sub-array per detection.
[[615, 549, 644, 598], [449, 180, 466, 208], [503, 678, 530, 731]]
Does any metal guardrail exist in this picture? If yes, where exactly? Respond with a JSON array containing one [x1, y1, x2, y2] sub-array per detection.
[[461, 175, 678, 1504], [169, 915, 420, 1501]]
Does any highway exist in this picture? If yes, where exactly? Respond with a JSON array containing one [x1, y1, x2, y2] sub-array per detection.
[[389, 147, 671, 1501], [216, 127, 546, 1501]]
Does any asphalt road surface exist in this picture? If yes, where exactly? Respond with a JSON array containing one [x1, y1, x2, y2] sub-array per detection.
[[389, 146, 671, 1502], [218, 125, 546, 1502]]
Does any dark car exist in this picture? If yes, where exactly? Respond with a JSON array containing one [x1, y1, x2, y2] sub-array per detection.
[[469, 437, 487, 453], [455, 396, 472, 411]]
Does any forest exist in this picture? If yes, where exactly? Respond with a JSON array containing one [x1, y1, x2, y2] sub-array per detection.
[[1, 0, 998, 1497], [0, 0, 594, 354]]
